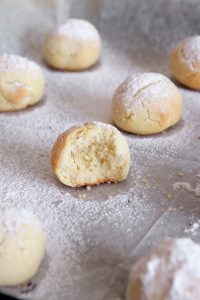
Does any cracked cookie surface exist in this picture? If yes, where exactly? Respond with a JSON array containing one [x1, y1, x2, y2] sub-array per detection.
[[112, 73, 183, 135]]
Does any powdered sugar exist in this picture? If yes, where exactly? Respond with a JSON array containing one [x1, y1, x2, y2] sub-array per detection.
[[65, 121, 116, 134], [0, 54, 43, 76], [144, 256, 160, 284], [112, 72, 178, 113], [185, 222, 200, 235], [91, 121, 116, 130], [10, 81, 26, 88], [180, 36, 200, 65], [131, 238, 200, 300], [9, 81, 32, 92], [53, 19, 100, 44], [0, 208, 39, 232], [173, 182, 192, 192]]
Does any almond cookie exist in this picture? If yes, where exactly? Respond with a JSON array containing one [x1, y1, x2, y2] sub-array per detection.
[[0, 54, 45, 111], [112, 73, 183, 135], [43, 19, 101, 70], [51, 122, 130, 187]]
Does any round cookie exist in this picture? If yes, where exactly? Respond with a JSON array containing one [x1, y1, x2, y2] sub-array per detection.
[[51, 121, 130, 187], [127, 238, 200, 300], [170, 36, 200, 90], [112, 72, 183, 135], [43, 19, 101, 70], [0, 208, 46, 286], [0, 54, 45, 111]]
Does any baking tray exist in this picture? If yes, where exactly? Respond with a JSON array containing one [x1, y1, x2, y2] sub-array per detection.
[[1, 0, 200, 299]]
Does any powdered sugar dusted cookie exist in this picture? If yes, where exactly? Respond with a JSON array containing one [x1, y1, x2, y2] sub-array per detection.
[[112, 73, 183, 135], [0, 208, 46, 286], [43, 19, 101, 70], [51, 122, 130, 187], [0, 54, 45, 111], [127, 238, 200, 300], [170, 36, 200, 89]]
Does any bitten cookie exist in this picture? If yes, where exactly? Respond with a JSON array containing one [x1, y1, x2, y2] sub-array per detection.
[[51, 122, 130, 187], [43, 19, 101, 70], [0, 208, 46, 286], [127, 238, 200, 300], [112, 73, 183, 135], [170, 36, 200, 90], [0, 54, 45, 111]]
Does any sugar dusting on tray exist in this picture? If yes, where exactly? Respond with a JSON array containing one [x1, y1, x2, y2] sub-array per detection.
[[1, 0, 200, 299], [185, 222, 200, 235], [0, 149, 154, 299], [181, 36, 200, 65], [0, 208, 38, 232]]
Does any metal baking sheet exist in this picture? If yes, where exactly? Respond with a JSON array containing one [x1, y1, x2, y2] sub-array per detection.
[[1, 0, 200, 299]]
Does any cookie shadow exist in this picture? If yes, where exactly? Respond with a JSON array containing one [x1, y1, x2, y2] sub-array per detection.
[[112, 118, 185, 140], [44, 59, 102, 73], [1, 133, 133, 202], [0, 94, 47, 116], [170, 76, 200, 94], [67, 173, 133, 203]]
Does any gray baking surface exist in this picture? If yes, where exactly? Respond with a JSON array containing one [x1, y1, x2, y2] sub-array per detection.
[[1, 0, 200, 299]]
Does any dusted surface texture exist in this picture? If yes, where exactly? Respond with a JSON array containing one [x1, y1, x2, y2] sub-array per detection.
[[0, 0, 200, 299]]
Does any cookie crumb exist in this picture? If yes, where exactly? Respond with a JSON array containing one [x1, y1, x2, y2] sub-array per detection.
[[142, 178, 148, 184], [177, 172, 184, 177], [173, 182, 192, 192], [168, 206, 176, 212], [167, 193, 172, 200], [20, 281, 36, 293], [78, 193, 86, 200]]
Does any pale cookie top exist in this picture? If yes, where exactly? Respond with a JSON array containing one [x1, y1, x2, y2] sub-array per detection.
[[0, 54, 43, 76], [179, 36, 200, 66], [90, 121, 116, 131], [52, 19, 100, 44], [0, 208, 39, 232], [133, 238, 200, 300], [66, 122, 116, 134], [113, 72, 173, 113]]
